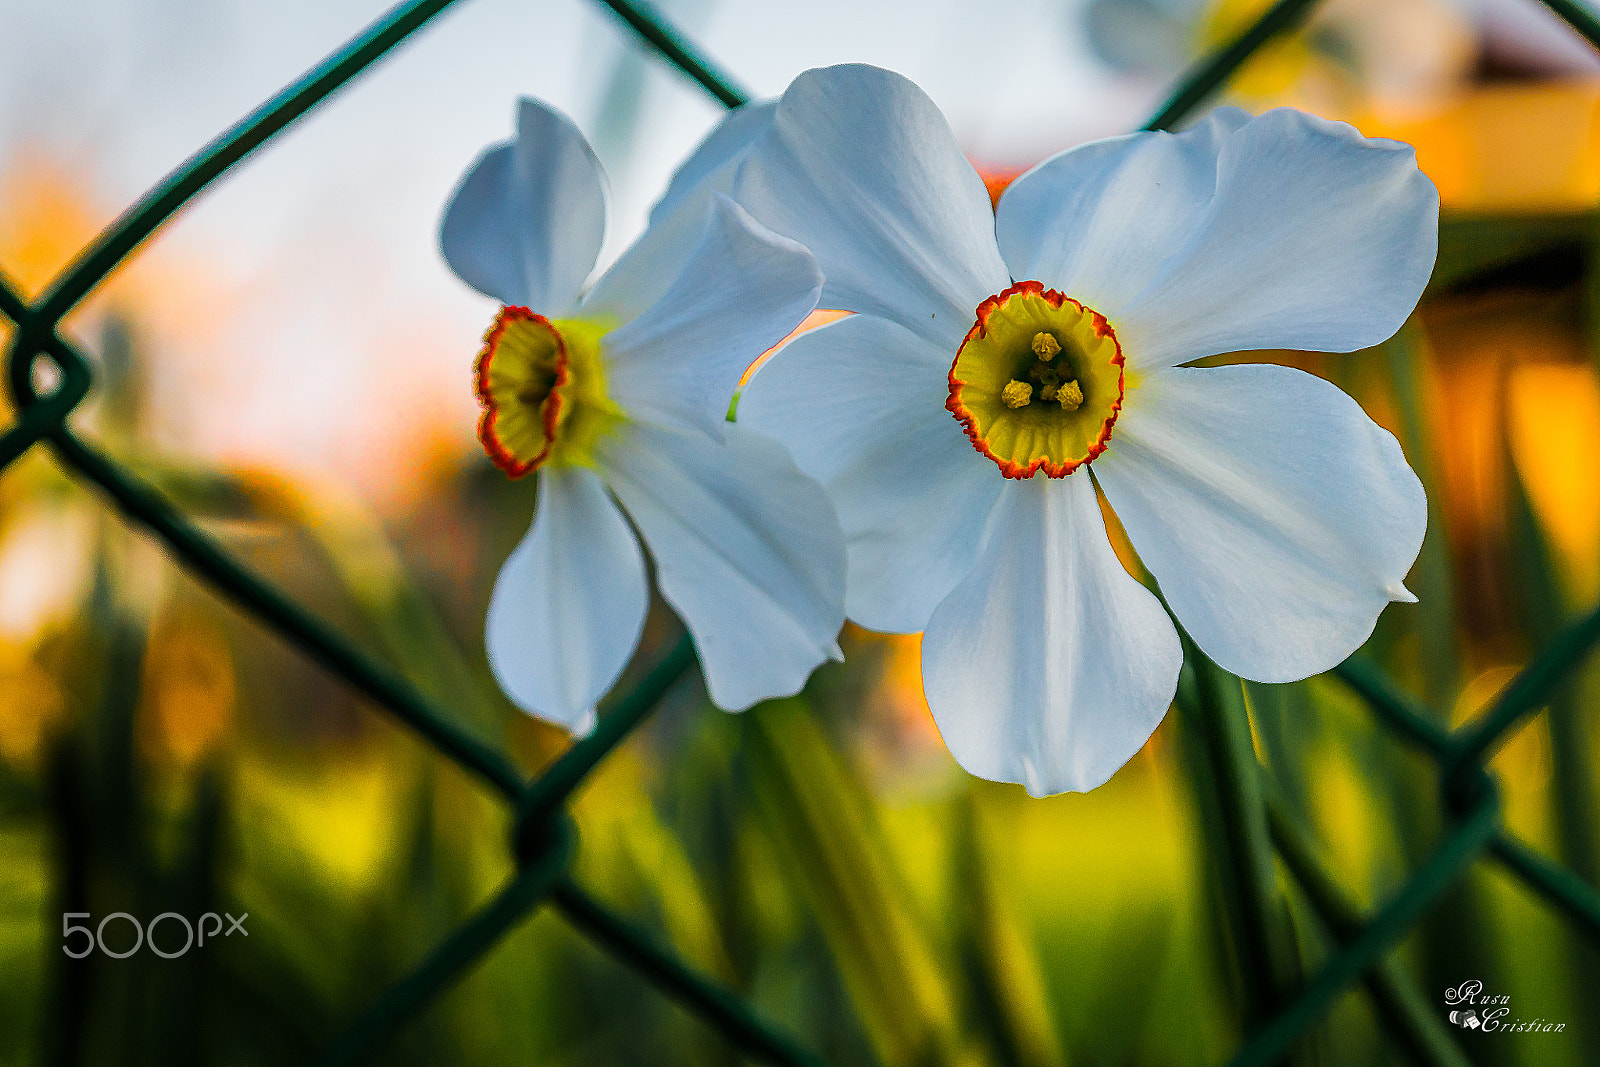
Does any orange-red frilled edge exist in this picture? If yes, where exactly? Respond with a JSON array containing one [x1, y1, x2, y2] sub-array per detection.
[[945, 281, 1126, 479], [475, 306, 569, 479]]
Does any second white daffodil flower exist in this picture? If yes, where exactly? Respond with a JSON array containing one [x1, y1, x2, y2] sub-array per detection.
[[441, 98, 845, 733], [733, 65, 1436, 795]]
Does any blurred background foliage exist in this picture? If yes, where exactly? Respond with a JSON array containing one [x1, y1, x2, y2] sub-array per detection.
[[2, 0, 1600, 1064]]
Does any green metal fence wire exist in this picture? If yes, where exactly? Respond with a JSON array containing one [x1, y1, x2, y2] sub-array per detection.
[[2, 0, 1599, 1062]]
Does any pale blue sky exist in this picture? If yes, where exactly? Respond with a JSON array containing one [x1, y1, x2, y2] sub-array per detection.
[[0, 0, 1163, 489]]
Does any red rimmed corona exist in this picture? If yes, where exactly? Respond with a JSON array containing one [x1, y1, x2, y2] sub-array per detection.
[[947, 281, 1126, 479], [474, 307, 619, 477]]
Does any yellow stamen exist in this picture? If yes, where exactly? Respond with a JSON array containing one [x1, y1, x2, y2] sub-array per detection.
[[1002, 380, 1033, 409], [1057, 380, 1084, 411], [946, 281, 1126, 479]]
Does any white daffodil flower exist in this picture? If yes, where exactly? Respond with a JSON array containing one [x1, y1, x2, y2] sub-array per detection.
[[733, 65, 1436, 796], [441, 98, 845, 734]]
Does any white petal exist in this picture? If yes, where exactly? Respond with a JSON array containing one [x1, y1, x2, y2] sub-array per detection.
[[600, 421, 846, 711], [440, 143, 525, 306], [583, 101, 778, 325], [485, 465, 648, 733], [922, 475, 1182, 796], [732, 64, 1010, 348], [1113, 109, 1438, 372], [1093, 364, 1426, 682], [650, 100, 778, 227], [603, 195, 822, 439], [440, 98, 607, 315], [994, 108, 1249, 313], [737, 313, 1002, 633]]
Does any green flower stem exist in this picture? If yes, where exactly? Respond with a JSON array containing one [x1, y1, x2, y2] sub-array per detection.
[[1488, 831, 1600, 944], [1265, 795, 1471, 1067], [48, 427, 528, 802], [1142, 0, 1326, 132], [550, 877, 827, 1067], [594, 0, 750, 109], [310, 842, 572, 1067], [37, 0, 470, 325], [1382, 324, 1459, 710], [1180, 640, 1297, 1028], [1227, 789, 1500, 1067], [1449, 601, 1600, 775], [514, 634, 697, 840], [1331, 658, 1453, 757]]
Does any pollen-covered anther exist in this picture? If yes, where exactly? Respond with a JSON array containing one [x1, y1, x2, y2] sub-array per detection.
[[947, 281, 1126, 479]]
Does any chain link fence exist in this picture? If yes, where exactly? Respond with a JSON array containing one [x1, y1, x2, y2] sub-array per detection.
[[3, 0, 1599, 1063]]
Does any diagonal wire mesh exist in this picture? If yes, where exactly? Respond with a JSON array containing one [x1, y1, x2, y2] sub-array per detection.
[[3, 0, 1599, 1063]]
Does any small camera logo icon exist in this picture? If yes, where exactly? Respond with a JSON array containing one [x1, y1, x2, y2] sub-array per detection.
[[1449, 1009, 1481, 1029]]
